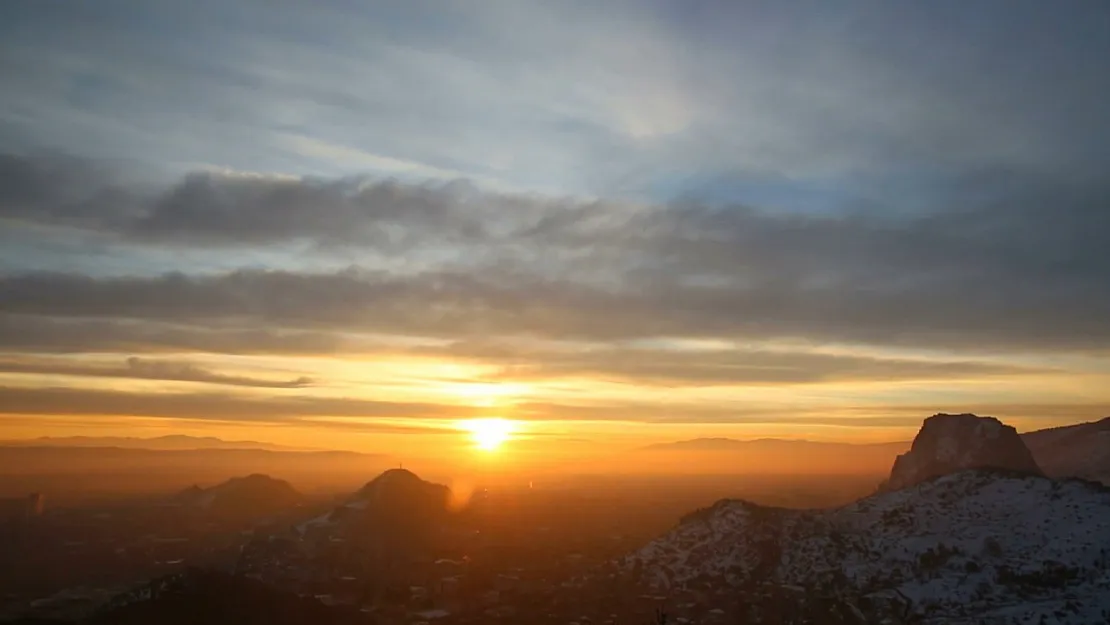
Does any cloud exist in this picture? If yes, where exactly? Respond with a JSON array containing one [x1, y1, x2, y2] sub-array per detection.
[[0, 383, 1105, 432], [473, 344, 1048, 386], [4, 1, 1110, 194], [2, 232, 1109, 353], [0, 154, 497, 247], [0, 356, 312, 388], [0, 315, 350, 355], [0, 316, 1052, 387], [3, 384, 1099, 431], [3, 2, 1110, 434], [0, 386, 481, 422], [0, 413, 457, 438], [511, 401, 1110, 430]]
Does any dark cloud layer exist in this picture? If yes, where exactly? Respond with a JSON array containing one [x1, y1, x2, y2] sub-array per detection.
[[0, 356, 312, 388], [478, 345, 1045, 386], [1, 263, 1107, 354], [0, 315, 1043, 387], [3, 384, 1100, 430], [0, 314, 347, 355], [0, 386, 479, 423], [2, 153, 1110, 356]]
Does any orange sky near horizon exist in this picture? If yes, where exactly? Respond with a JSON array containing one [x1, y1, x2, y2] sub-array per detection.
[[2, 347, 1107, 465]]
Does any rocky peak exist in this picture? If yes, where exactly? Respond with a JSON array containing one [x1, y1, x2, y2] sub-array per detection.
[[882, 413, 1042, 491]]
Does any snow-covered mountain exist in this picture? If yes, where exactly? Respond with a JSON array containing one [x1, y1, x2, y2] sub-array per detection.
[[621, 416, 1110, 624]]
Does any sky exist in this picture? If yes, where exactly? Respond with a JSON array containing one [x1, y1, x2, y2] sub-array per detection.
[[1, 0, 1109, 461]]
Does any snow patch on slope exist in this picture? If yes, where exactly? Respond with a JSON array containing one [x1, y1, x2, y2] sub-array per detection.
[[623, 471, 1110, 624]]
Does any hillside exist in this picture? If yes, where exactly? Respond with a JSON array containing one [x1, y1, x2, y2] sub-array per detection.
[[177, 473, 302, 520], [623, 470, 1110, 623], [1023, 417, 1110, 483], [617, 415, 1110, 623], [31, 568, 373, 625], [296, 469, 453, 548]]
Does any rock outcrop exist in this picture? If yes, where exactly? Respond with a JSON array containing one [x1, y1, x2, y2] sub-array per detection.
[[882, 413, 1042, 491]]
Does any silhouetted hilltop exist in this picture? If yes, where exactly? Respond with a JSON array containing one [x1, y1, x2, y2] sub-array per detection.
[[296, 468, 453, 556], [177, 473, 301, 519]]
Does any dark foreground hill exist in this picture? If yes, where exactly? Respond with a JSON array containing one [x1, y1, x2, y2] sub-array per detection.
[[3, 568, 375, 625]]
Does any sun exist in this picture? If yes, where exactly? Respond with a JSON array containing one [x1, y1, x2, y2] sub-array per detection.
[[462, 418, 515, 451]]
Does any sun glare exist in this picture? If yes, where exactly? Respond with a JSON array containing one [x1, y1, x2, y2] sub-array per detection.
[[462, 418, 515, 451], [449, 382, 528, 408]]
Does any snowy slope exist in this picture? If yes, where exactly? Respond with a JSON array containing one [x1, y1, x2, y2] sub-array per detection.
[[623, 470, 1110, 624]]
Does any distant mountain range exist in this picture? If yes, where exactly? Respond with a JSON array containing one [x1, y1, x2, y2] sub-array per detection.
[[641, 437, 908, 452], [0, 445, 391, 500], [640, 417, 1110, 482], [636, 437, 911, 476], [620, 414, 1110, 623], [0, 434, 316, 452]]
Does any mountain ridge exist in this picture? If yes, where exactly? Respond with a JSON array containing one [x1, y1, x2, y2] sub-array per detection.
[[641, 437, 909, 451], [622, 468, 1110, 623], [617, 414, 1110, 623], [1023, 417, 1110, 483]]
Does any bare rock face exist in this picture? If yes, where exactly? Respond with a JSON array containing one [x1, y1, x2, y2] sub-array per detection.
[[883, 413, 1042, 491]]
